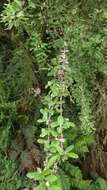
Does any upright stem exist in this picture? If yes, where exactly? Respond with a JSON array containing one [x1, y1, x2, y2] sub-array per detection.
[[58, 41, 68, 150]]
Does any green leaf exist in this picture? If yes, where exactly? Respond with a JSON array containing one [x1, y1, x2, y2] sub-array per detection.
[[42, 169, 51, 176], [48, 155, 59, 168], [102, 11, 107, 19], [58, 116, 64, 126], [46, 175, 57, 183], [28, 1, 35, 8], [51, 121, 58, 128], [40, 108, 48, 120], [67, 152, 78, 159], [65, 145, 74, 153], [36, 184, 46, 190], [37, 139, 45, 144], [48, 185, 62, 190], [16, 11, 24, 18], [37, 119, 44, 123], [15, 0, 22, 7], [51, 129, 58, 137], [40, 128, 48, 137], [27, 172, 44, 181]]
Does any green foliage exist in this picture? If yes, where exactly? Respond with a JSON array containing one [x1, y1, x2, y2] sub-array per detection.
[[0, 155, 22, 190], [0, 0, 107, 190], [87, 175, 107, 190], [1, 0, 27, 29]]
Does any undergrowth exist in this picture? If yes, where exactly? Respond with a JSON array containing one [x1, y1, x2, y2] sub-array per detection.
[[0, 0, 107, 189]]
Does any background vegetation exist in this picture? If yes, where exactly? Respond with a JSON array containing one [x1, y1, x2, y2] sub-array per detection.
[[0, 0, 107, 189]]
